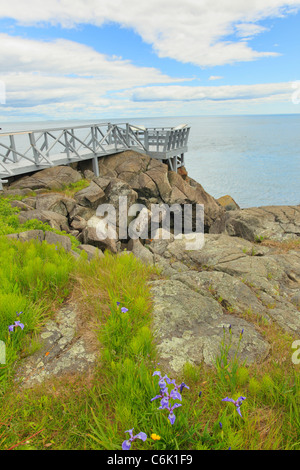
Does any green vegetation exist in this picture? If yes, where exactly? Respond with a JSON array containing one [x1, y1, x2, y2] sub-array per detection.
[[0, 236, 75, 389], [0, 195, 80, 250], [0, 188, 299, 451]]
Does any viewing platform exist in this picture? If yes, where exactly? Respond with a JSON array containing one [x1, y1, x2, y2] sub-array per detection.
[[0, 122, 190, 189]]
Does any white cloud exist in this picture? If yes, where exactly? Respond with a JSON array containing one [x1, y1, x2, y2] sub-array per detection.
[[0, 33, 187, 113], [235, 23, 269, 38], [209, 76, 224, 81], [128, 82, 294, 102], [0, 34, 178, 86], [0, 0, 300, 66]]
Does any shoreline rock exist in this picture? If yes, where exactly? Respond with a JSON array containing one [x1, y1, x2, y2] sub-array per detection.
[[1, 151, 299, 375]]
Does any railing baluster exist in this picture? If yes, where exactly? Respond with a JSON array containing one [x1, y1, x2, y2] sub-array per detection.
[[10, 135, 17, 163], [0, 122, 190, 180], [29, 133, 40, 165]]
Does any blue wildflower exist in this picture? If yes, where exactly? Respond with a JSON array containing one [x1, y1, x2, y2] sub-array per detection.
[[222, 396, 246, 418], [151, 369, 188, 425], [122, 428, 147, 450]]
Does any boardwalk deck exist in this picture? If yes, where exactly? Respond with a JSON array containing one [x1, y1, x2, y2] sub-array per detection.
[[0, 122, 190, 189]]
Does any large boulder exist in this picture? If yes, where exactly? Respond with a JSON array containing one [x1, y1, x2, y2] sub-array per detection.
[[18, 209, 70, 233], [6, 229, 72, 251], [98, 151, 172, 201], [77, 244, 105, 260], [97, 150, 224, 230], [82, 217, 119, 254], [74, 181, 106, 209], [9, 166, 82, 190], [127, 238, 154, 265], [35, 193, 77, 216]]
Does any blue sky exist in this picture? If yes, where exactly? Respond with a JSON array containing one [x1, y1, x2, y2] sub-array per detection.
[[0, 0, 300, 121]]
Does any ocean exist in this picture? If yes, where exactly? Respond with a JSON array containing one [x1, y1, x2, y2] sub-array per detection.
[[1, 114, 299, 209]]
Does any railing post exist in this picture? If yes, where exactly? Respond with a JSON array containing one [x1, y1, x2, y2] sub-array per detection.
[[91, 125, 99, 177], [44, 132, 49, 157], [144, 129, 149, 151], [9, 135, 17, 163], [125, 123, 130, 147], [64, 130, 70, 159], [108, 123, 112, 146], [29, 132, 40, 165]]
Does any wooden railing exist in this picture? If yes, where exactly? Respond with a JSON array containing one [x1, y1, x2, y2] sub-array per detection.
[[0, 122, 190, 187]]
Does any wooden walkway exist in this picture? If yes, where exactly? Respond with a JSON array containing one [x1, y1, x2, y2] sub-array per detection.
[[0, 122, 190, 189]]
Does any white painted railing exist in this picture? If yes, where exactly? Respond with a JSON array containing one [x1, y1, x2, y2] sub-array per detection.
[[0, 122, 190, 188]]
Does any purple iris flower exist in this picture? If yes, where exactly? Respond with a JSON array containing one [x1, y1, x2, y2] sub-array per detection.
[[179, 382, 190, 394], [222, 396, 246, 418], [152, 370, 161, 378], [170, 389, 182, 401], [116, 302, 121, 306], [122, 428, 147, 450], [8, 320, 24, 332], [121, 307, 128, 313], [168, 403, 182, 425], [159, 396, 169, 409], [151, 370, 188, 425], [158, 377, 167, 389]]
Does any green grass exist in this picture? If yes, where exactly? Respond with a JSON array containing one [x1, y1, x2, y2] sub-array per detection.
[[0, 237, 76, 390], [0, 207, 299, 449], [0, 195, 80, 250]]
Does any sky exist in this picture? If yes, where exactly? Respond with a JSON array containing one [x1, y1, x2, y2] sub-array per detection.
[[0, 0, 300, 121]]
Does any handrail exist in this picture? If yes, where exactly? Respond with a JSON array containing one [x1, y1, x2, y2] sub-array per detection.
[[0, 122, 190, 187]]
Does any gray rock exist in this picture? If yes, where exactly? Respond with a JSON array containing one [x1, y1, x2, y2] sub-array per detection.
[[18, 230, 45, 243], [128, 239, 154, 265], [9, 166, 82, 190], [9, 200, 33, 211], [22, 197, 37, 209], [15, 304, 97, 388], [77, 244, 105, 260], [149, 279, 269, 373], [70, 215, 87, 231], [149, 233, 300, 337], [82, 225, 118, 254], [92, 176, 112, 192], [171, 270, 265, 316], [291, 292, 300, 307], [18, 209, 70, 233], [97, 150, 224, 230], [210, 205, 300, 242], [44, 231, 72, 252], [35, 193, 76, 216], [74, 181, 106, 209]]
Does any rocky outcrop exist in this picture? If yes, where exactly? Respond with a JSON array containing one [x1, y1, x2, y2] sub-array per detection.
[[9, 166, 82, 191], [3, 152, 225, 254], [18, 209, 71, 233], [97, 150, 224, 230], [138, 230, 300, 373], [210, 205, 300, 241], [6, 229, 72, 251], [150, 279, 269, 373], [15, 303, 97, 388]]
